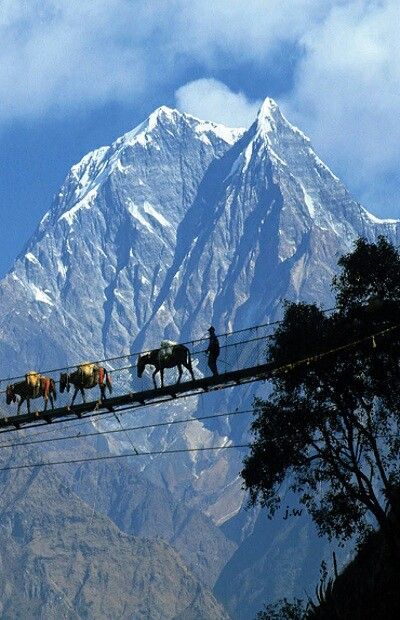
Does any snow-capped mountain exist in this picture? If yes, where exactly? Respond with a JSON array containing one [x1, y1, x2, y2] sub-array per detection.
[[2, 99, 397, 371], [0, 98, 399, 618]]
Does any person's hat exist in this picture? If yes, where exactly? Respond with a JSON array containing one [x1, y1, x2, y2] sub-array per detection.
[[208, 326, 215, 332]]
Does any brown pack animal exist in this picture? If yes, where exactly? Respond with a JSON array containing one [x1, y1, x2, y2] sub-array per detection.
[[6, 373, 57, 415], [137, 344, 195, 388], [59, 363, 112, 406]]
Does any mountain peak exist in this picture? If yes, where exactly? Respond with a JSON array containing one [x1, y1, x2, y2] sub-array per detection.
[[117, 105, 243, 151], [255, 96, 309, 145], [116, 105, 182, 148], [148, 105, 181, 126], [258, 96, 280, 118], [255, 97, 281, 132]]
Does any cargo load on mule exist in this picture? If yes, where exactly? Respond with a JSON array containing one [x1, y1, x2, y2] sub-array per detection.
[[60, 362, 112, 406], [25, 370, 42, 396], [6, 371, 57, 415]]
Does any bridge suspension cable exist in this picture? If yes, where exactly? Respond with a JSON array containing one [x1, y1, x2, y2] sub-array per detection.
[[0, 306, 338, 387], [0, 310, 389, 437], [0, 320, 397, 473], [0, 408, 253, 452], [0, 443, 251, 474]]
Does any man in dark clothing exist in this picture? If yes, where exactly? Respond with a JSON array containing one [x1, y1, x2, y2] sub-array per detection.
[[206, 326, 220, 376]]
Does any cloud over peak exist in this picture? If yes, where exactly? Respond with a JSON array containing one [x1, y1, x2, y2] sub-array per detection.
[[1, 0, 399, 216], [175, 79, 261, 128]]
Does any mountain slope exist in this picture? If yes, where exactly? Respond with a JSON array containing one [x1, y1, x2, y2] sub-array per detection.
[[56, 457, 237, 587], [0, 98, 399, 618], [0, 107, 243, 374], [0, 446, 229, 619]]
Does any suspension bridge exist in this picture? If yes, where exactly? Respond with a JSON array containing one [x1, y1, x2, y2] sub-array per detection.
[[0, 315, 395, 476], [0, 322, 276, 433]]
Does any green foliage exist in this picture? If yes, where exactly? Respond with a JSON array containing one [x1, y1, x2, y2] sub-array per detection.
[[333, 236, 400, 312], [256, 598, 306, 620], [242, 237, 400, 547], [257, 527, 400, 619], [306, 523, 400, 619]]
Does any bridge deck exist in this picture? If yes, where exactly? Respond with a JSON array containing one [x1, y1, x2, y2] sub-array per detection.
[[0, 362, 273, 432]]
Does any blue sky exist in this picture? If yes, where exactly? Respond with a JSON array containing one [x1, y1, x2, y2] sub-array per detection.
[[1, 0, 399, 277]]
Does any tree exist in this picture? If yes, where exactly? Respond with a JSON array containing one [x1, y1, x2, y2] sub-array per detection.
[[242, 237, 400, 553], [256, 598, 306, 620]]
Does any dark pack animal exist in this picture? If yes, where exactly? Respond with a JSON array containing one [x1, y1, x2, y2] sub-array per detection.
[[59, 363, 112, 406], [137, 344, 195, 388], [6, 374, 57, 415]]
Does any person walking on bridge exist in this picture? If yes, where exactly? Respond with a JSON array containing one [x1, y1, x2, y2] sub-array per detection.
[[206, 326, 220, 376]]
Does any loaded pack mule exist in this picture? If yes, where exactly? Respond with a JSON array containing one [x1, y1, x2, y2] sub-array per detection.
[[6, 371, 57, 415], [60, 362, 112, 406], [137, 341, 195, 388]]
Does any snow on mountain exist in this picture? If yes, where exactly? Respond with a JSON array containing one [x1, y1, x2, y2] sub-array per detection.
[[0, 107, 242, 370], [1, 100, 399, 500], [0, 99, 399, 616], [0, 106, 249, 522]]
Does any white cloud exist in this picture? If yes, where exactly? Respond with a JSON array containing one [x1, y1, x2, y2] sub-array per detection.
[[170, 0, 329, 66], [1, 0, 399, 215], [175, 79, 261, 127], [283, 0, 400, 214], [0, 0, 165, 120], [0, 0, 333, 122]]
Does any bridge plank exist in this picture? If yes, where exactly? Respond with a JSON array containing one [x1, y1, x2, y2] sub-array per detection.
[[0, 363, 273, 432]]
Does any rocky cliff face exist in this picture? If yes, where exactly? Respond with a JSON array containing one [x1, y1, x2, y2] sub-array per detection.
[[0, 98, 398, 618], [56, 457, 237, 588], [0, 446, 229, 620]]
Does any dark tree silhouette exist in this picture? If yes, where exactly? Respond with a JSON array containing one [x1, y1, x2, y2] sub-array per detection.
[[242, 237, 400, 553], [256, 597, 306, 620]]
